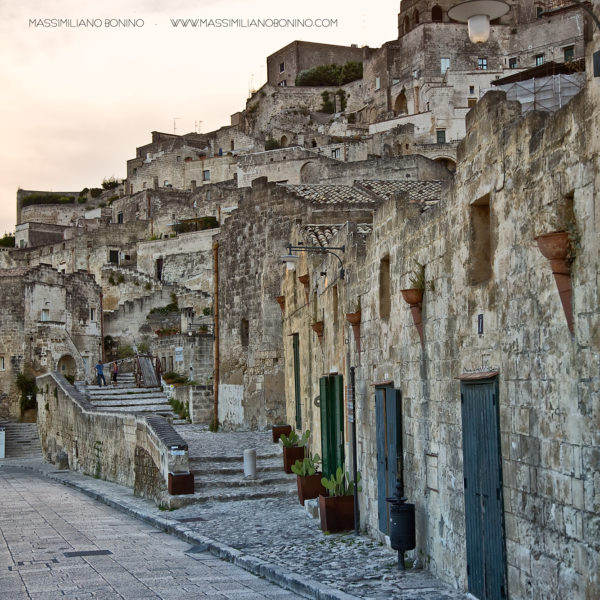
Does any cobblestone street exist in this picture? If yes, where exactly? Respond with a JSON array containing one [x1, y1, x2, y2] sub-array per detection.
[[0, 467, 298, 599], [1, 426, 469, 599]]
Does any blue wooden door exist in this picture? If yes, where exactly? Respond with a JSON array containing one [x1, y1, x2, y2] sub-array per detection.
[[461, 378, 507, 600], [319, 375, 345, 478], [376, 387, 402, 534]]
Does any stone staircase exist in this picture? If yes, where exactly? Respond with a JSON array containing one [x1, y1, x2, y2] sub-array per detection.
[[82, 373, 183, 423], [187, 445, 297, 504], [0, 420, 42, 459]]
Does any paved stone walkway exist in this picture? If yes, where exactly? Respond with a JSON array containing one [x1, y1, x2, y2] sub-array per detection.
[[0, 467, 299, 599], [0, 426, 470, 599]]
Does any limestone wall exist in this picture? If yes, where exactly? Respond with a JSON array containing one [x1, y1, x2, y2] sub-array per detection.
[[37, 373, 190, 504], [280, 81, 599, 598]]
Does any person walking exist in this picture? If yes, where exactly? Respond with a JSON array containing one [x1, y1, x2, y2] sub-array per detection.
[[95, 361, 106, 387], [111, 361, 119, 385]]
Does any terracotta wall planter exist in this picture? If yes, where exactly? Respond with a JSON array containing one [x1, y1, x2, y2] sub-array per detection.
[[298, 274, 310, 303], [275, 296, 285, 314], [400, 288, 424, 344], [535, 231, 574, 334], [311, 321, 324, 346], [319, 494, 355, 532], [345, 312, 361, 354], [272, 424, 292, 443], [283, 445, 305, 473], [296, 473, 326, 505]]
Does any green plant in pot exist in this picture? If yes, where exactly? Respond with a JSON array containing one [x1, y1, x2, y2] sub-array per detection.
[[280, 430, 310, 474], [272, 423, 292, 443], [291, 453, 325, 505], [319, 467, 362, 532]]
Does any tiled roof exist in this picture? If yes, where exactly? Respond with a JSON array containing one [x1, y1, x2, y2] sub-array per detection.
[[357, 180, 443, 207], [281, 184, 377, 205], [303, 224, 373, 247]]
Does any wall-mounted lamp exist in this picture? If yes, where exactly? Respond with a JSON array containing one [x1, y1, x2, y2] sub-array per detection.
[[281, 244, 346, 279], [448, 0, 509, 43]]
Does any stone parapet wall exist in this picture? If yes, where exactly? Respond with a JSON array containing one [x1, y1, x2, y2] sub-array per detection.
[[37, 372, 190, 504]]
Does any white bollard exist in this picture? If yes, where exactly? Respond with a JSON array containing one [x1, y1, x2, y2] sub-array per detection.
[[243, 449, 257, 479], [0, 427, 5, 459]]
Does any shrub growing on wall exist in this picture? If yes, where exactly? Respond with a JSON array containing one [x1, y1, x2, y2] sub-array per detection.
[[21, 193, 75, 208], [295, 61, 362, 86]]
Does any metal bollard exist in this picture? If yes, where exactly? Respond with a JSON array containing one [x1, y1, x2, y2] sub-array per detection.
[[243, 449, 257, 479]]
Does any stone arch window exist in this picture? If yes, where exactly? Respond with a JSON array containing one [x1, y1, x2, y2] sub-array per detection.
[[432, 5, 443, 21], [230, 140, 235, 151], [311, 139, 317, 148], [394, 92, 408, 115], [280, 135, 288, 147], [403, 15, 410, 34], [413, 9, 419, 25]]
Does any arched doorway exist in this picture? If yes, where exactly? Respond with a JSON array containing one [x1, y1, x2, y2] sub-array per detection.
[[403, 15, 410, 34], [280, 135, 288, 147], [413, 10, 419, 25], [300, 161, 321, 184], [57, 354, 77, 379], [394, 92, 408, 115], [432, 5, 443, 21]]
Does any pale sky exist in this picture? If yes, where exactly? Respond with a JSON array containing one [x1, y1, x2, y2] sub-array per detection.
[[0, 0, 400, 235]]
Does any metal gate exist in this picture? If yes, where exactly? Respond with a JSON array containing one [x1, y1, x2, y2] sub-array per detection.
[[376, 386, 402, 534], [461, 377, 507, 600], [319, 374, 344, 478]]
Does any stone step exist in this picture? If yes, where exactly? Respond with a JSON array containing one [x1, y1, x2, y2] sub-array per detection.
[[192, 472, 295, 489], [87, 387, 162, 396], [90, 399, 173, 408], [180, 482, 297, 504], [0, 422, 42, 459], [89, 394, 168, 404], [190, 455, 284, 474], [90, 405, 174, 414]]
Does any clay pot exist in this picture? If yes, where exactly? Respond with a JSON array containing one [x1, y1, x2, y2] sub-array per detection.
[[272, 424, 292, 443], [400, 288, 424, 305], [283, 445, 305, 473], [296, 473, 326, 505], [400, 289, 424, 344], [319, 494, 355, 532], [345, 312, 361, 353], [311, 321, 324, 346]]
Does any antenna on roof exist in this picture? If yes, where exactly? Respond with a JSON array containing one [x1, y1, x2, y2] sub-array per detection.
[[195, 120, 203, 133], [173, 117, 182, 134]]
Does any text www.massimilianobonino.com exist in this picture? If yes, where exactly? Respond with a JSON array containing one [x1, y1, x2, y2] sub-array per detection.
[[170, 18, 339, 28]]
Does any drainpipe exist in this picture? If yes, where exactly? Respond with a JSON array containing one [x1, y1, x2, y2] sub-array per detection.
[[99, 291, 105, 363], [213, 240, 220, 427]]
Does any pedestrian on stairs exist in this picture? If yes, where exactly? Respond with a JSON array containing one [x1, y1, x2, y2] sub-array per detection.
[[111, 361, 119, 385], [95, 361, 106, 387]]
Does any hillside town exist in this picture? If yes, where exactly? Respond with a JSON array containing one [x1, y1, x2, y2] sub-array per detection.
[[1, 1, 599, 599]]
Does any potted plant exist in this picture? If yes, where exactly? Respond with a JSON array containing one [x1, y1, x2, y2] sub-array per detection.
[[319, 467, 362, 532], [291, 453, 325, 505], [400, 263, 425, 343], [280, 430, 310, 473], [272, 423, 292, 443]]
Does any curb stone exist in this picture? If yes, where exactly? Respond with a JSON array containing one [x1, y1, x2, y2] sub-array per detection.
[[1, 459, 359, 600]]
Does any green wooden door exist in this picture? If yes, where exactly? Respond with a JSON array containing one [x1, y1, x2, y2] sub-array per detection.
[[292, 334, 301, 430], [461, 378, 507, 600], [376, 387, 402, 534], [319, 374, 345, 478]]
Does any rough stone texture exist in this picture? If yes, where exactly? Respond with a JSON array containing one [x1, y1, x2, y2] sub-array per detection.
[[0, 265, 101, 418], [36, 372, 189, 503], [174, 385, 214, 424], [280, 69, 600, 600]]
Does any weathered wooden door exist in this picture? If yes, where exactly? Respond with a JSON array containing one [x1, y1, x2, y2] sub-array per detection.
[[319, 375, 344, 478], [461, 378, 507, 600], [376, 386, 402, 534], [292, 334, 301, 430]]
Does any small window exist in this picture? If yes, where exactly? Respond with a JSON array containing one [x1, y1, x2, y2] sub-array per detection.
[[536, 5, 543, 18], [535, 54, 544, 66], [117, 212, 123, 224], [478, 57, 488, 70], [468, 98, 477, 108], [563, 46, 574, 62], [41, 309, 49, 322], [469, 85, 475, 94], [441, 58, 450, 74], [90, 307, 96, 322], [436, 129, 446, 144], [432, 5, 443, 21], [279, 62, 285, 73], [169, 356, 174, 372], [509, 57, 517, 69], [142, 181, 147, 189], [176, 156, 181, 162], [379, 255, 391, 319], [241, 319, 249, 347], [278, 80, 287, 87], [375, 76, 381, 90], [109, 250, 119, 264], [203, 170, 210, 181], [331, 148, 341, 159], [470, 194, 492, 284], [0, 356, 5, 371], [392, 78, 400, 85]]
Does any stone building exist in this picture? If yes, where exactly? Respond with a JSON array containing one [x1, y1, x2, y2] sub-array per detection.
[[279, 45, 600, 600], [0, 265, 102, 419]]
